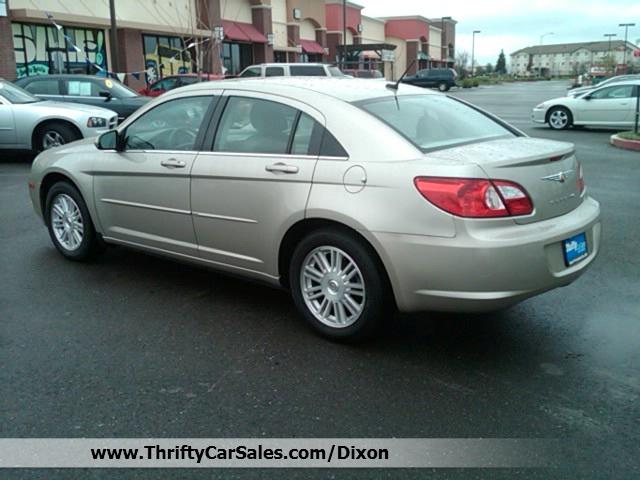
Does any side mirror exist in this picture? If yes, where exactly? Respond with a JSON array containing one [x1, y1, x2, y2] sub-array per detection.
[[96, 130, 121, 151], [583, 94, 591, 101], [99, 90, 112, 101]]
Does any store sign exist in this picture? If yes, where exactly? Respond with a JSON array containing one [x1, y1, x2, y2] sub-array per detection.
[[381, 50, 395, 62]]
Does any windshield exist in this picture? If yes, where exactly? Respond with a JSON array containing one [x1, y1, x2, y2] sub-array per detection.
[[0, 80, 41, 104], [105, 79, 140, 98], [356, 94, 516, 151]]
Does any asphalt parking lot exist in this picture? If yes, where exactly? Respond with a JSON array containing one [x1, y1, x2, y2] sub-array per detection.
[[1, 80, 639, 479]]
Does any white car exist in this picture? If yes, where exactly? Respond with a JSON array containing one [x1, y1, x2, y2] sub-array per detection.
[[238, 63, 346, 78], [532, 80, 640, 130], [0, 79, 118, 151]]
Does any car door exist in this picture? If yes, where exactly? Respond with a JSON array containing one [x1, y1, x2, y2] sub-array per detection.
[[93, 93, 217, 256], [578, 84, 636, 126], [190, 92, 323, 277], [0, 97, 16, 145]]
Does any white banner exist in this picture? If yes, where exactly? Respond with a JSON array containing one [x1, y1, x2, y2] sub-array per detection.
[[0, 438, 559, 468]]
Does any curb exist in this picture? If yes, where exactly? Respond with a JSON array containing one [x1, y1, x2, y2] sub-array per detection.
[[610, 134, 640, 151]]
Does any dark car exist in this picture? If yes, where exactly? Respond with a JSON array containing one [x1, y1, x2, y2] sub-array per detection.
[[138, 73, 225, 97], [15, 74, 150, 122], [401, 68, 457, 92]]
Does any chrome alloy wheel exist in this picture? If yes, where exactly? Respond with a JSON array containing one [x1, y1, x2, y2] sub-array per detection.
[[549, 109, 569, 129], [300, 246, 366, 328], [50, 193, 84, 251], [42, 130, 66, 149]]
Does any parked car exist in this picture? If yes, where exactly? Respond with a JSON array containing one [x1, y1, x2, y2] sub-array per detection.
[[401, 68, 458, 91], [342, 69, 384, 80], [0, 78, 117, 151], [533, 80, 640, 130], [28, 78, 600, 340], [15, 74, 149, 123], [238, 63, 346, 78], [567, 74, 640, 97], [138, 73, 225, 97]]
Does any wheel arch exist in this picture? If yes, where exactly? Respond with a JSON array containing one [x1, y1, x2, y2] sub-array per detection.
[[31, 119, 83, 150], [277, 217, 397, 308]]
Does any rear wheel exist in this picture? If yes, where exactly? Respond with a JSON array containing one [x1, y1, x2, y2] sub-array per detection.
[[34, 122, 80, 151], [45, 181, 103, 261], [547, 107, 572, 130], [289, 229, 392, 341], [438, 82, 450, 92]]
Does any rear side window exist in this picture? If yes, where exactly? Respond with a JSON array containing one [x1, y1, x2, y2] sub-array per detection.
[[289, 65, 326, 76], [265, 67, 284, 77], [319, 129, 348, 157], [179, 77, 198, 86], [24, 79, 60, 95], [214, 97, 297, 154]]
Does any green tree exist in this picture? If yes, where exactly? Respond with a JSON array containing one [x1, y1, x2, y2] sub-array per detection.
[[485, 63, 494, 74], [495, 50, 507, 74]]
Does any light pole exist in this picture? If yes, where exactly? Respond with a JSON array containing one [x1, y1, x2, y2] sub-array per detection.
[[604, 33, 617, 73], [109, 0, 119, 75], [470, 30, 480, 76], [538, 32, 554, 77], [619, 23, 636, 70]]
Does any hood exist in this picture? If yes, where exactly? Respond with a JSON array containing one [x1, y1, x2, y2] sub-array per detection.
[[32, 100, 118, 117]]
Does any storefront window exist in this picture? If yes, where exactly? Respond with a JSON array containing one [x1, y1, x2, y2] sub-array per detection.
[[222, 42, 253, 75], [12, 22, 107, 78], [142, 34, 193, 83]]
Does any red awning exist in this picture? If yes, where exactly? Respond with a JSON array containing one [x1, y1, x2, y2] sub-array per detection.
[[299, 39, 325, 55], [222, 20, 267, 43]]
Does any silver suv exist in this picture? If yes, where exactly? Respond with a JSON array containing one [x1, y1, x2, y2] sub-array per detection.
[[238, 63, 345, 78]]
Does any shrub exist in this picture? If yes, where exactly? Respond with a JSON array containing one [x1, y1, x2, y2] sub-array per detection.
[[472, 79, 480, 87], [462, 78, 473, 88]]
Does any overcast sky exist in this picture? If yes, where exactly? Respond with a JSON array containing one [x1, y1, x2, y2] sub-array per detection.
[[355, 0, 640, 65]]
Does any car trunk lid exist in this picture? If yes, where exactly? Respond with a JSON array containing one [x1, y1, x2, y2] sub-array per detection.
[[425, 138, 583, 224]]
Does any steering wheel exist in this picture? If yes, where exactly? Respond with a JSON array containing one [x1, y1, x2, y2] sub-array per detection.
[[168, 128, 197, 150]]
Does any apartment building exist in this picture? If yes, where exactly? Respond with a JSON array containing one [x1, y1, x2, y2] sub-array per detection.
[[0, 0, 456, 87], [511, 40, 640, 76]]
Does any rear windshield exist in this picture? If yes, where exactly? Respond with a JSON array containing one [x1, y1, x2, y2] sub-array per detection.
[[355, 94, 515, 151], [290, 65, 327, 76]]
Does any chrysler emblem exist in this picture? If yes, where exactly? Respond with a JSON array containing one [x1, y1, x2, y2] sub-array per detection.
[[541, 170, 573, 183]]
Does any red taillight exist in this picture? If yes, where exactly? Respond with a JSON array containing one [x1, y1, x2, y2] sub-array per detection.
[[576, 162, 585, 194], [414, 177, 533, 218]]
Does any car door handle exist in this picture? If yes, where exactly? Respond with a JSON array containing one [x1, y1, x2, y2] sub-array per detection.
[[265, 163, 299, 174], [161, 158, 186, 168]]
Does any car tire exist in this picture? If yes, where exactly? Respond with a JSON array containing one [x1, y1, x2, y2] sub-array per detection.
[[34, 122, 80, 151], [438, 82, 450, 92], [45, 181, 103, 261], [547, 107, 572, 130], [289, 228, 393, 341]]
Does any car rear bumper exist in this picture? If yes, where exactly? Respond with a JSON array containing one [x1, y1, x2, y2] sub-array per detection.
[[372, 196, 601, 313]]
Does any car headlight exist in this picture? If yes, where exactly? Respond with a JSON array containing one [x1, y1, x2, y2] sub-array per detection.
[[535, 103, 547, 109], [87, 117, 107, 128]]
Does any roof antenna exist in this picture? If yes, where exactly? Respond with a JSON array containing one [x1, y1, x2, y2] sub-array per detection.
[[387, 59, 416, 92]]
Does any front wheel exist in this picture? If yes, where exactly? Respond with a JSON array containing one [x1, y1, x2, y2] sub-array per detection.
[[547, 107, 572, 130], [45, 181, 103, 261], [289, 229, 393, 341], [34, 122, 80, 151], [438, 82, 450, 92]]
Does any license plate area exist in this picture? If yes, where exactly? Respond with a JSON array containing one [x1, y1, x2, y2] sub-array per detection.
[[563, 232, 588, 267]]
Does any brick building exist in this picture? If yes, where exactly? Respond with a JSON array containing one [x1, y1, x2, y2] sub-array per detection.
[[0, 0, 456, 85]]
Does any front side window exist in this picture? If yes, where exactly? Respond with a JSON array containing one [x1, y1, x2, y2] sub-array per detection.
[[265, 67, 284, 77], [151, 77, 178, 92], [590, 85, 635, 99], [66, 80, 100, 97], [356, 94, 515, 152], [240, 67, 262, 78], [214, 97, 297, 154], [124, 96, 213, 151]]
